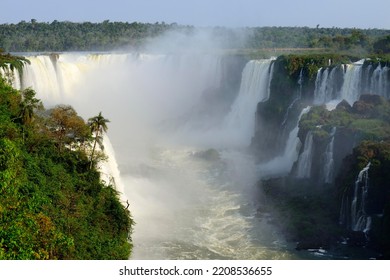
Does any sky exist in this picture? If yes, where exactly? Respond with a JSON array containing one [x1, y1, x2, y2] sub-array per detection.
[[1, 0, 390, 29]]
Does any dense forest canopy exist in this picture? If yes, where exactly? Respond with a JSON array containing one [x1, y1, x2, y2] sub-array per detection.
[[0, 19, 389, 54]]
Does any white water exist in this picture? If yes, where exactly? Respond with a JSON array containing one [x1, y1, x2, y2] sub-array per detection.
[[221, 58, 274, 147], [98, 134, 128, 204], [258, 106, 311, 178], [16, 53, 292, 260], [281, 97, 300, 127], [0, 65, 21, 88], [314, 67, 330, 104], [321, 127, 336, 184], [314, 61, 390, 107], [340, 64, 363, 105], [296, 131, 314, 178], [370, 64, 389, 99], [314, 66, 341, 105], [351, 162, 371, 232]]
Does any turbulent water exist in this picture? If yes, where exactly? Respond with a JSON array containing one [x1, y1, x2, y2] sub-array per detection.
[[14, 52, 303, 260], [126, 147, 292, 259]]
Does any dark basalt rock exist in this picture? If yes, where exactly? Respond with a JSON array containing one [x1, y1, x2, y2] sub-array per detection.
[[358, 94, 386, 106], [336, 99, 353, 112], [346, 231, 368, 247], [296, 239, 330, 251]]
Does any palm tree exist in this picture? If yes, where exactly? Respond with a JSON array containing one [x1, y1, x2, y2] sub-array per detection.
[[88, 112, 110, 167], [17, 88, 42, 142], [19, 88, 41, 125]]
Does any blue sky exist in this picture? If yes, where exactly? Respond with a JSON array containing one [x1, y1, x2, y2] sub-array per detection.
[[1, 0, 389, 29]]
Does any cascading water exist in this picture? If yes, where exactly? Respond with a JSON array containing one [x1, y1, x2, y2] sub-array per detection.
[[313, 66, 342, 105], [258, 106, 311, 177], [313, 60, 390, 108], [320, 127, 336, 184], [15, 52, 294, 260], [351, 162, 372, 233], [222, 58, 274, 147], [297, 68, 304, 98], [314, 67, 329, 104], [369, 64, 389, 99], [295, 131, 314, 178], [340, 162, 372, 234], [340, 63, 363, 105], [0, 66, 21, 88], [281, 97, 300, 127], [98, 134, 128, 204]]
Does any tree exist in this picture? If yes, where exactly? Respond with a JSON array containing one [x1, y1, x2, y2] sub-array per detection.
[[19, 88, 42, 125], [373, 35, 390, 54], [0, 52, 30, 83], [15, 88, 42, 142], [88, 112, 110, 167], [49, 105, 90, 151]]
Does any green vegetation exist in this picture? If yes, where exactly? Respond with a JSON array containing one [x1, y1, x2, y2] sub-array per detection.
[[299, 95, 390, 142], [88, 112, 110, 168], [282, 53, 353, 80], [0, 54, 133, 259], [0, 20, 178, 51], [372, 35, 390, 54], [0, 49, 30, 85], [0, 20, 388, 54], [0, 49, 29, 71]]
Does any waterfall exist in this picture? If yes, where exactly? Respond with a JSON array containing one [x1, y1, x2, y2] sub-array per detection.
[[281, 69, 303, 127], [295, 131, 314, 178], [312, 59, 390, 107], [19, 53, 224, 111], [321, 127, 336, 184], [222, 58, 274, 147], [281, 96, 300, 127], [339, 162, 372, 234], [369, 64, 390, 99], [313, 66, 341, 105], [312, 59, 390, 108], [21, 55, 68, 103], [314, 68, 329, 104], [340, 64, 363, 105], [351, 162, 372, 232], [258, 106, 311, 177], [297, 68, 303, 98], [0, 64, 22, 89], [98, 134, 128, 204]]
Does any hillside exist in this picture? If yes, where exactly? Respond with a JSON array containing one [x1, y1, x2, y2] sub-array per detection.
[[0, 53, 133, 259]]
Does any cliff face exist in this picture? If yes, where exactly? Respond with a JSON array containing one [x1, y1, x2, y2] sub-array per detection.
[[337, 141, 390, 256], [252, 54, 353, 161], [254, 55, 390, 258], [252, 57, 299, 161]]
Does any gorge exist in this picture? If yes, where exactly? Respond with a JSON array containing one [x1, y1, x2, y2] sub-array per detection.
[[4, 50, 390, 259]]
